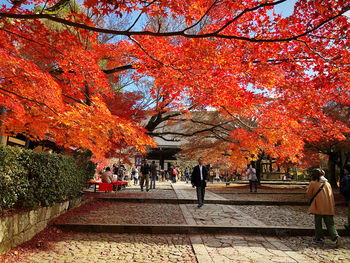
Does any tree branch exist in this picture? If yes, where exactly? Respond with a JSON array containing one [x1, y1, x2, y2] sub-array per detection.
[[0, 86, 59, 115], [184, 0, 219, 32], [212, 0, 288, 35], [129, 36, 183, 72], [296, 39, 339, 64], [103, 64, 134, 74], [221, 106, 256, 131], [1, 7, 348, 42], [45, 0, 71, 12], [0, 27, 46, 47], [127, 0, 158, 31]]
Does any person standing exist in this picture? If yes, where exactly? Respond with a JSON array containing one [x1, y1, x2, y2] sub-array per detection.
[[340, 163, 350, 231], [118, 164, 125, 181], [150, 161, 157, 189], [191, 157, 209, 208], [184, 167, 190, 183], [172, 166, 177, 183], [133, 167, 139, 185], [246, 164, 257, 192], [160, 169, 165, 182], [140, 159, 150, 192], [112, 164, 119, 177], [306, 168, 342, 247]]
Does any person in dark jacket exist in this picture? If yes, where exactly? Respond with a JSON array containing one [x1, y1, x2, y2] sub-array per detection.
[[191, 157, 209, 208], [340, 163, 350, 231], [150, 161, 157, 189], [140, 159, 150, 192]]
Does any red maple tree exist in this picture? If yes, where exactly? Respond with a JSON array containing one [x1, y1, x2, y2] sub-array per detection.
[[0, 0, 349, 165]]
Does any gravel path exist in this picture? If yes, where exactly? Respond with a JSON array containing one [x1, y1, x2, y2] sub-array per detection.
[[84, 189, 178, 199], [200, 234, 350, 263], [280, 236, 350, 263], [2, 181, 349, 263], [211, 193, 309, 202], [53, 200, 186, 225], [2, 229, 196, 263], [238, 205, 348, 227]]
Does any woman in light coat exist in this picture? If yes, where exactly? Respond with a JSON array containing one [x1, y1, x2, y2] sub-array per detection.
[[133, 168, 139, 185], [306, 168, 342, 247], [246, 164, 257, 192]]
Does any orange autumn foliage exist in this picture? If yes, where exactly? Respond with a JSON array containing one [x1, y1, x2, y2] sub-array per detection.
[[0, 0, 349, 165]]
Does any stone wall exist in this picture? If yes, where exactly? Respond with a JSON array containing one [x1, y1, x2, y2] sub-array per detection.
[[0, 197, 83, 255]]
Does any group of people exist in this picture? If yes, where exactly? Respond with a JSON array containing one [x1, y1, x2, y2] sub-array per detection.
[[189, 158, 350, 249], [98, 157, 209, 209], [100, 158, 350, 249], [244, 163, 350, 248], [138, 159, 158, 192]]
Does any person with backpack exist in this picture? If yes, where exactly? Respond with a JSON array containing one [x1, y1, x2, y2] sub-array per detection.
[[306, 168, 342, 247], [340, 163, 350, 231]]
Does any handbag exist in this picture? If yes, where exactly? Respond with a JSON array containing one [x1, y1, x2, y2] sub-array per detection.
[[308, 183, 325, 205]]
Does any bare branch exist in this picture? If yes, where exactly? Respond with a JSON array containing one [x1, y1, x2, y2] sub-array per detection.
[[127, 0, 158, 31], [152, 134, 181, 142]]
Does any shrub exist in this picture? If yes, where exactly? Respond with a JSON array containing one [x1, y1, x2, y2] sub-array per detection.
[[0, 145, 95, 213]]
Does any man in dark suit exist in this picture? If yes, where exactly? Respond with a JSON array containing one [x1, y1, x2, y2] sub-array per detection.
[[191, 157, 209, 208]]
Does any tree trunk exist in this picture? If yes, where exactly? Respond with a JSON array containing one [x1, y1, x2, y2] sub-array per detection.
[[256, 157, 262, 182], [0, 106, 6, 145], [338, 150, 350, 181], [85, 83, 91, 106], [327, 152, 338, 188]]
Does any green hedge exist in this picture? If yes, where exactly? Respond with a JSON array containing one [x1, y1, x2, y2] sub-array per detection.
[[0, 145, 95, 212]]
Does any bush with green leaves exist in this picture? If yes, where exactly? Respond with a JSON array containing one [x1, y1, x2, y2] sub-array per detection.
[[0, 145, 95, 213]]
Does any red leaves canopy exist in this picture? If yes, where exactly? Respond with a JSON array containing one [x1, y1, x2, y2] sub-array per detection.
[[0, 0, 349, 165]]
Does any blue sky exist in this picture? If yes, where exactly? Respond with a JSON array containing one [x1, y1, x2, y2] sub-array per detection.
[[274, 0, 298, 18], [0, 0, 297, 16]]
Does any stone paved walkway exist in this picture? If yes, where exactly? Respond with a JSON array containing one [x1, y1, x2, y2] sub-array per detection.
[[2, 181, 350, 262]]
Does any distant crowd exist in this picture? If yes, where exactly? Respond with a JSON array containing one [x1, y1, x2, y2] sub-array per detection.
[[96, 159, 350, 249]]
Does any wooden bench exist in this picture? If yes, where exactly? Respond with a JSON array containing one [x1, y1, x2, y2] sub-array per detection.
[[89, 180, 128, 192]]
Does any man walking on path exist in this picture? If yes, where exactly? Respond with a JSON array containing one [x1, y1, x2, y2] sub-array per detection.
[[191, 157, 209, 208], [150, 161, 157, 189], [340, 163, 350, 231], [140, 159, 150, 192]]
